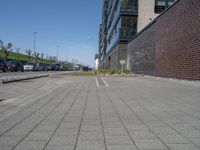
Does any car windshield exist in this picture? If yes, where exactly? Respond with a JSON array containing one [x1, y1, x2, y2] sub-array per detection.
[[26, 63, 34, 65], [7, 61, 17, 64]]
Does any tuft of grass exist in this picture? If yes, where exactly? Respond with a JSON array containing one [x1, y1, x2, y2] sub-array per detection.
[[95, 69, 131, 75]]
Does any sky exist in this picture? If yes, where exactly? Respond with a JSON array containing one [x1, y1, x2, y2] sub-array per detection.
[[0, 0, 103, 67]]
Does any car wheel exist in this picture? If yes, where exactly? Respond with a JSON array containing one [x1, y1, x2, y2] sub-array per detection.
[[3, 67, 8, 72]]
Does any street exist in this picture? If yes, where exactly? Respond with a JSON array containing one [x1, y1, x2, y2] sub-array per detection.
[[0, 75, 200, 150]]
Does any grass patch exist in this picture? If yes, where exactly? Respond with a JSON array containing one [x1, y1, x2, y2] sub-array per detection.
[[94, 69, 131, 75]]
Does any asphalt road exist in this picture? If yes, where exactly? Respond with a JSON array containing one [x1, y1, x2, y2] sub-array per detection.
[[0, 75, 200, 150]]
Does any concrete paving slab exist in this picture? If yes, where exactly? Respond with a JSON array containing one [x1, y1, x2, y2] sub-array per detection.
[[0, 76, 199, 150]]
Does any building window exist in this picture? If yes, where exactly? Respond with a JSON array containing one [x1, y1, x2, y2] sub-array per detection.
[[121, 16, 137, 29], [122, 0, 138, 7], [155, 0, 175, 14]]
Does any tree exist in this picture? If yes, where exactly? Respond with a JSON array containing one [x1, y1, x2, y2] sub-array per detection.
[[15, 48, 20, 60], [49, 56, 56, 63], [0, 40, 12, 60], [35, 52, 40, 62], [40, 53, 44, 63], [25, 49, 32, 56]]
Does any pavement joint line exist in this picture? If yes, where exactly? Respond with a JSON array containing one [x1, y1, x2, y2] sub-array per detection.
[[143, 79, 200, 124], [123, 80, 200, 148], [101, 77, 109, 86], [73, 78, 91, 150], [1, 76, 199, 149], [102, 87, 140, 150], [110, 81, 172, 150], [131, 78, 200, 122], [0, 77, 76, 137], [0, 76, 59, 101], [126, 78, 200, 130], [42, 77, 89, 150], [96, 81, 108, 150], [0, 81, 64, 123], [11, 77, 82, 150], [95, 77, 99, 87], [0, 79, 60, 116], [110, 80, 196, 150]]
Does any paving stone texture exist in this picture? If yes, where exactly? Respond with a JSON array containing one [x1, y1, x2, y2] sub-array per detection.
[[0, 75, 200, 150]]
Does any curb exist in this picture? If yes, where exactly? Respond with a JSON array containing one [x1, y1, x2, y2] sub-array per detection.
[[144, 75, 200, 88], [0, 74, 49, 84]]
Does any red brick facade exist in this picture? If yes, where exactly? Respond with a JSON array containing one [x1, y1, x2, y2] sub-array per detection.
[[154, 0, 200, 80]]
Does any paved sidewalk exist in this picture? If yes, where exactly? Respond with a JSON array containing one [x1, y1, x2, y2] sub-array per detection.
[[0, 76, 200, 150]]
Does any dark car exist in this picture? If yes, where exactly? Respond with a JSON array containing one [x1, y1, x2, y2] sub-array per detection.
[[7, 61, 24, 72], [49, 64, 60, 71], [0, 59, 8, 72], [36, 63, 48, 71]]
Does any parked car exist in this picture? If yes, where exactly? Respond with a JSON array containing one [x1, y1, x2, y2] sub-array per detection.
[[49, 64, 60, 71], [0, 59, 8, 72], [7, 61, 24, 72], [23, 62, 37, 71], [36, 63, 48, 71]]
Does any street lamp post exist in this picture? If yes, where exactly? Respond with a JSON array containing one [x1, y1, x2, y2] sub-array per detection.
[[57, 45, 59, 62], [33, 32, 37, 61]]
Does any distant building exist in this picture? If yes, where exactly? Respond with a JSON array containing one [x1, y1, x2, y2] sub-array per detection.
[[94, 54, 99, 70], [98, 0, 176, 69]]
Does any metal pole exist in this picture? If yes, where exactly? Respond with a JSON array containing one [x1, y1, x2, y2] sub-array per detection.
[[121, 63, 124, 74], [66, 49, 68, 61], [57, 45, 59, 62], [33, 32, 37, 61]]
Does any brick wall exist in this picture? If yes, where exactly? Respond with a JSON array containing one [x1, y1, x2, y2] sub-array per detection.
[[127, 22, 155, 75], [154, 0, 200, 80], [99, 43, 127, 70]]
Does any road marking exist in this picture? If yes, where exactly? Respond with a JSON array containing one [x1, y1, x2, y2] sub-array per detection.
[[95, 77, 99, 87], [101, 77, 109, 86]]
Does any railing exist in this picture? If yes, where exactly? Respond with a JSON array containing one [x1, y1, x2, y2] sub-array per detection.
[[120, 3, 138, 14]]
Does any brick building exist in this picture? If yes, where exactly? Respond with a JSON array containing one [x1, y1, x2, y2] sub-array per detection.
[[127, 21, 156, 75], [98, 0, 199, 80], [154, 0, 200, 80], [127, 0, 200, 80], [98, 0, 175, 70]]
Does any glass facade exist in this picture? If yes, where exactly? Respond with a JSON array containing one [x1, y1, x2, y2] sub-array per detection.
[[99, 0, 109, 60], [98, 0, 176, 64], [99, 0, 138, 60], [106, 0, 138, 53]]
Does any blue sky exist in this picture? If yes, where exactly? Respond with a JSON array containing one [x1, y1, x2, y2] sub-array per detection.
[[0, 0, 102, 66]]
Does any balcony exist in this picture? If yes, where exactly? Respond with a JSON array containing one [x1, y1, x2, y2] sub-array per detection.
[[120, 3, 138, 15], [119, 27, 136, 41]]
